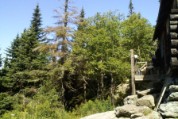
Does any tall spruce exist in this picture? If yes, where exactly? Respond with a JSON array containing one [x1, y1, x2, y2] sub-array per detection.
[[4, 4, 47, 94], [36, 0, 78, 109], [78, 8, 85, 30], [43, 0, 77, 64], [30, 4, 42, 39], [128, 0, 134, 16]]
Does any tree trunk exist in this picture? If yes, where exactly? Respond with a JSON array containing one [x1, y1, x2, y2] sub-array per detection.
[[83, 76, 87, 102], [97, 77, 100, 99], [101, 73, 104, 99], [110, 73, 114, 106], [60, 68, 65, 105]]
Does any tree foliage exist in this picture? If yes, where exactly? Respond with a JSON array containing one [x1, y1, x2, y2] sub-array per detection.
[[0, 1, 155, 118], [121, 13, 155, 61]]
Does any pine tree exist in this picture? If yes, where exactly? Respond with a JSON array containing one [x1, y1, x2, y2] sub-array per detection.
[[128, 0, 134, 16], [43, 0, 77, 64], [30, 4, 42, 39], [4, 5, 47, 94], [36, 0, 78, 109], [78, 8, 85, 30]]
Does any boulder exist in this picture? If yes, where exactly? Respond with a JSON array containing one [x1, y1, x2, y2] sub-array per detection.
[[136, 88, 155, 96], [169, 85, 178, 92], [167, 92, 178, 101], [146, 111, 162, 119], [115, 105, 152, 118], [136, 95, 155, 108], [134, 117, 149, 119], [115, 105, 138, 117], [130, 113, 144, 118], [80, 111, 117, 119], [124, 95, 138, 105], [159, 102, 178, 118], [117, 117, 130, 119], [133, 111, 162, 119]]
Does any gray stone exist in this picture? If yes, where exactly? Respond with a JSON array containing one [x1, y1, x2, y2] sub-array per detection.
[[146, 111, 162, 119], [134, 111, 162, 119], [115, 105, 152, 118], [167, 92, 178, 101], [131, 113, 144, 118], [117, 117, 130, 119], [124, 95, 138, 105], [169, 85, 178, 92], [115, 105, 138, 117], [80, 111, 117, 119], [134, 117, 149, 119], [136, 95, 155, 108], [136, 88, 155, 96], [139, 106, 152, 116], [159, 102, 178, 118]]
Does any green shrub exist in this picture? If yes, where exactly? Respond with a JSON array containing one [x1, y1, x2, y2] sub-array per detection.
[[1, 87, 79, 119], [0, 93, 13, 116], [74, 98, 114, 117]]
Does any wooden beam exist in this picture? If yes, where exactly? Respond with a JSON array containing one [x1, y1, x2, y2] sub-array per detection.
[[171, 9, 178, 14], [170, 21, 178, 25], [170, 25, 178, 31], [171, 48, 178, 56], [171, 57, 178, 66], [170, 32, 178, 39], [170, 14, 178, 20], [154, 77, 171, 111], [171, 39, 178, 47]]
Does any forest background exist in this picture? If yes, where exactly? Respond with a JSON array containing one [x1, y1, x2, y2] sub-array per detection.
[[0, 0, 157, 118]]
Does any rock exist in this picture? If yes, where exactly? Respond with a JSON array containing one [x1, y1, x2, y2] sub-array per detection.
[[80, 111, 117, 119], [136, 88, 155, 96], [136, 95, 155, 108], [167, 92, 178, 101], [131, 113, 144, 118], [146, 111, 162, 119], [159, 102, 178, 118], [139, 106, 152, 116], [117, 117, 130, 119], [115, 105, 152, 118], [169, 85, 178, 92], [115, 105, 138, 117], [134, 117, 149, 119], [133, 111, 162, 119], [124, 95, 138, 105]]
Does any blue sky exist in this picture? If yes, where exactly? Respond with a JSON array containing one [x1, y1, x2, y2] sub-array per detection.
[[0, 0, 160, 58]]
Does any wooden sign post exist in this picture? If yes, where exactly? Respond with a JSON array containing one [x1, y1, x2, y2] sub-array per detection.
[[130, 49, 136, 95]]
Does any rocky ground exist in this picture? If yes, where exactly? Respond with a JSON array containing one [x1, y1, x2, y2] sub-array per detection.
[[81, 84, 178, 119]]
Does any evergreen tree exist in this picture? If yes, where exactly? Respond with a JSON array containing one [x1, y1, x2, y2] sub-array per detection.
[[128, 0, 134, 16], [78, 8, 85, 30], [30, 4, 42, 39], [36, 0, 78, 109], [42, 0, 77, 64], [4, 5, 47, 93]]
